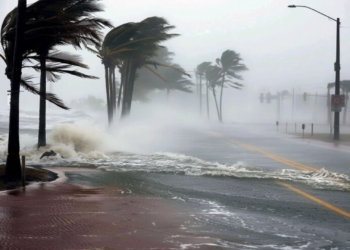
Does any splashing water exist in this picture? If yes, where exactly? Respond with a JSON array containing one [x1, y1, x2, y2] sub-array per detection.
[[0, 117, 349, 191]]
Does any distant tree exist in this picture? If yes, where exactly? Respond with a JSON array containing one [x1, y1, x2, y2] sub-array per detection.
[[132, 47, 175, 102], [164, 64, 193, 100], [90, 18, 189, 122], [205, 65, 222, 121], [196, 62, 211, 119], [216, 50, 247, 122]]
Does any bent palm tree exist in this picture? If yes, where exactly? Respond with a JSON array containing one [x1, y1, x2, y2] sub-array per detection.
[[196, 62, 211, 119], [92, 17, 187, 121], [206, 65, 222, 121], [3, 0, 112, 148], [5, 0, 26, 183], [120, 17, 181, 118], [216, 50, 247, 122]]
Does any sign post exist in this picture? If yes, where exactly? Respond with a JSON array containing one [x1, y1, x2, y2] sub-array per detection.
[[331, 94, 344, 112]]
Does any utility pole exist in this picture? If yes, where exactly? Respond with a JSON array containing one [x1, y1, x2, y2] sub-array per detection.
[[288, 5, 341, 140], [334, 18, 341, 140]]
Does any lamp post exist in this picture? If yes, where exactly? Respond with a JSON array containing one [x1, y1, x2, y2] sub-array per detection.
[[288, 5, 341, 140]]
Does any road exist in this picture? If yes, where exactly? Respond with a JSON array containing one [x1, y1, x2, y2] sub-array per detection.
[[65, 122, 350, 249]]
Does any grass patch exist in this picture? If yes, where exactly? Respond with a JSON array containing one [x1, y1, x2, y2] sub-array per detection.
[[0, 165, 58, 191]]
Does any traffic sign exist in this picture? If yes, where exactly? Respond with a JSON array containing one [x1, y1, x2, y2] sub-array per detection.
[[331, 94, 343, 112]]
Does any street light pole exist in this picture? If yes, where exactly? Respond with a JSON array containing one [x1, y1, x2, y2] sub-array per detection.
[[288, 5, 341, 140], [334, 18, 340, 140]]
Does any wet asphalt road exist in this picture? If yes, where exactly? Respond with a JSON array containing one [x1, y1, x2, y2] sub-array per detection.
[[66, 123, 350, 249]]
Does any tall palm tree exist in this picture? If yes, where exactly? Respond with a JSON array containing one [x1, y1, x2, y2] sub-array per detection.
[[206, 65, 222, 121], [216, 50, 247, 122], [5, 0, 26, 183], [196, 62, 211, 119], [87, 22, 140, 123], [92, 17, 186, 121], [120, 17, 181, 118], [27, 0, 112, 148], [2, 0, 110, 152]]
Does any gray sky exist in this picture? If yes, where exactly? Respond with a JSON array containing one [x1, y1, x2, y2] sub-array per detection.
[[1, 0, 350, 111]]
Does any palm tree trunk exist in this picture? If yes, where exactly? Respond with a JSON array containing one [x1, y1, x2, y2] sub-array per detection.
[[212, 89, 220, 121], [219, 73, 225, 122], [206, 81, 210, 120], [121, 59, 130, 118], [104, 65, 111, 124], [108, 66, 114, 123], [117, 72, 124, 109], [112, 66, 116, 112], [38, 50, 48, 149], [6, 0, 26, 182], [127, 63, 137, 115]]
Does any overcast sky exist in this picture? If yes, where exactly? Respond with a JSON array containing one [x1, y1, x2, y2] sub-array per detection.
[[1, 0, 350, 111]]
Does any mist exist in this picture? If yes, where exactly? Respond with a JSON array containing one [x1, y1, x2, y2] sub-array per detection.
[[1, 0, 350, 152]]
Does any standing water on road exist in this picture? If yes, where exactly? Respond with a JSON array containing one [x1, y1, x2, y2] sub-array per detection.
[[1, 108, 350, 249]]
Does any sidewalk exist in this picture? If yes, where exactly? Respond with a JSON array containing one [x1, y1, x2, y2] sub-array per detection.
[[283, 130, 350, 151], [0, 168, 218, 250]]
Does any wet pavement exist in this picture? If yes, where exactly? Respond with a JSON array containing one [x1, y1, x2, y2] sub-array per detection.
[[0, 180, 222, 250]]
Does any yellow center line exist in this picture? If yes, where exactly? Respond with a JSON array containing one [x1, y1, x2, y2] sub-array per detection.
[[208, 131, 350, 219], [218, 135, 319, 172], [277, 182, 350, 219], [236, 141, 319, 172]]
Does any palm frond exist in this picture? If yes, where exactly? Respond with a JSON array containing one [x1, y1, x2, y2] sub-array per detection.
[[20, 76, 69, 109], [0, 53, 7, 65], [145, 61, 191, 77], [143, 64, 168, 82]]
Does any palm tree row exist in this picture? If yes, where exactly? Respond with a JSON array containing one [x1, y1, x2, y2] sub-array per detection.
[[2, 1, 190, 183], [1, 0, 112, 182], [196, 50, 248, 122], [88, 17, 190, 123]]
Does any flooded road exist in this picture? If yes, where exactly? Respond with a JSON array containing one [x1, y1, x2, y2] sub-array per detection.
[[1, 109, 350, 248]]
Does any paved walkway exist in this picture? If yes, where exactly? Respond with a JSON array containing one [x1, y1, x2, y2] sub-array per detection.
[[0, 170, 217, 250]]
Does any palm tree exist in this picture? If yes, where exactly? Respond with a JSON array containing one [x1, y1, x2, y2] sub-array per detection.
[[2, 0, 112, 148], [87, 22, 139, 123], [196, 62, 211, 119], [120, 17, 181, 118], [5, 0, 26, 183], [206, 65, 222, 121], [92, 17, 186, 121], [216, 50, 247, 122], [28, 0, 112, 148]]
